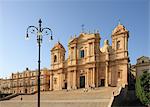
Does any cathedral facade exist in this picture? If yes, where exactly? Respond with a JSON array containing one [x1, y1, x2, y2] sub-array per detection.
[[0, 23, 130, 94], [49, 23, 129, 91]]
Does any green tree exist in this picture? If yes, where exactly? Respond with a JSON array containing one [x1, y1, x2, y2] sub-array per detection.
[[135, 71, 150, 106]]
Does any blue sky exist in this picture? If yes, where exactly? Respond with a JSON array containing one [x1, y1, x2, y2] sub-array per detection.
[[0, 0, 149, 78]]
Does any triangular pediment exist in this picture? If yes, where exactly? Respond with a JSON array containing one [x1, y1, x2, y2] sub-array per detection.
[[78, 33, 84, 39], [112, 24, 128, 35], [137, 56, 150, 64], [51, 42, 65, 51], [69, 38, 77, 44], [138, 56, 149, 61]]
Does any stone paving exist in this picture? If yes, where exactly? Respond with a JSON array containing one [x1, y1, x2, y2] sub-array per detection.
[[0, 87, 120, 107]]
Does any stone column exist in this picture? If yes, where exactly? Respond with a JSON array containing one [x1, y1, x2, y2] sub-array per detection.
[[90, 69, 92, 86], [59, 73, 62, 90], [67, 71, 71, 90], [105, 62, 108, 87], [85, 69, 89, 88], [92, 68, 95, 87], [50, 74, 53, 90], [123, 64, 128, 86], [96, 67, 99, 87], [108, 70, 111, 85], [77, 71, 80, 88], [73, 70, 77, 89]]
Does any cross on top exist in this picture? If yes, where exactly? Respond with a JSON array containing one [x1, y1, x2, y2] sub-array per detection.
[[81, 24, 85, 33], [118, 19, 121, 25]]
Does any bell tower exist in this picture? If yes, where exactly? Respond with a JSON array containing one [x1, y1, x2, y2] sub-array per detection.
[[51, 41, 66, 69], [50, 41, 66, 91], [112, 23, 129, 58], [111, 23, 129, 87]]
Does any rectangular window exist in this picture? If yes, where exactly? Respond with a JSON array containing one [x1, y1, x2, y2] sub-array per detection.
[[54, 78, 57, 84], [32, 81, 34, 86], [118, 72, 121, 78], [80, 50, 84, 58]]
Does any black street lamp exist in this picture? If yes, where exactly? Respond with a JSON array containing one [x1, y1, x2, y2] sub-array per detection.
[[26, 19, 53, 107]]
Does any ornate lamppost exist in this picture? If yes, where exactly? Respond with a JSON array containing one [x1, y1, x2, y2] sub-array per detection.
[[26, 19, 53, 107]]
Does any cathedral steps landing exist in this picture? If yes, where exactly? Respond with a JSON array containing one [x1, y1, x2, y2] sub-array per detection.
[[0, 87, 121, 107]]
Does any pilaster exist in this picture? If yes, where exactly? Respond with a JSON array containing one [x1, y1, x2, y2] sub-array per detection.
[[92, 68, 95, 87], [105, 62, 108, 87], [85, 69, 89, 88], [50, 73, 53, 90], [73, 70, 77, 89], [67, 71, 71, 90]]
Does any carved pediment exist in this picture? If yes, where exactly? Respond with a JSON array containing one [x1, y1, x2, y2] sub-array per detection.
[[69, 38, 77, 44], [51, 42, 65, 51], [112, 24, 128, 35], [78, 33, 84, 39], [137, 56, 150, 64]]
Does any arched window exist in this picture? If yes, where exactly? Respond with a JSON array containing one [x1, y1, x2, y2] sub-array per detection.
[[116, 41, 120, 50], [54, 55, 57, 62], [71, 47, 74, 59]]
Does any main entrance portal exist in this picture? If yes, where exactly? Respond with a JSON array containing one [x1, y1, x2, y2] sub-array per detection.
[[101, 79, 105, 86], [80, 76, 85, 88]]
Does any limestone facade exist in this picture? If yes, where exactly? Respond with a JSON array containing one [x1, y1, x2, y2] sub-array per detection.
[[135, 56, 150, 78], [0, 23, 130, 93], [0, 68, 50, 94], [50, 23, 129, 90]]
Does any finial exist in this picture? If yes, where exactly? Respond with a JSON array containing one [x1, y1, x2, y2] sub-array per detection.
[[39, 19, 42, 24], [81, 24, 85, 33], [97, 30, 99, 33]]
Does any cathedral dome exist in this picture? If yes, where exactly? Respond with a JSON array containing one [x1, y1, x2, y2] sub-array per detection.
[[112, 23, 128, 35], [51, 41, 65, 51]]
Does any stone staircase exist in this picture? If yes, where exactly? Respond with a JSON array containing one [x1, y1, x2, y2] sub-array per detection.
[[0, 87, 120, 107]]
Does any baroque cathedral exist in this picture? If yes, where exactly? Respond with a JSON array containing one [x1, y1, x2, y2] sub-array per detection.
[[0, 23, 130, 94], [49, 23, 129, 90]]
